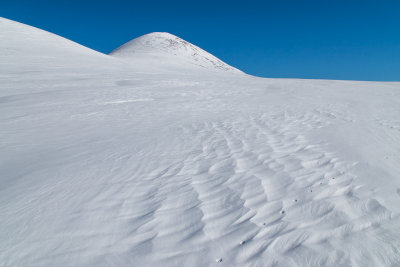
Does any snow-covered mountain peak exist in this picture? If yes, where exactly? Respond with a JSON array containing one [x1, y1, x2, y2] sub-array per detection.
[[110, 32, 242, 73]]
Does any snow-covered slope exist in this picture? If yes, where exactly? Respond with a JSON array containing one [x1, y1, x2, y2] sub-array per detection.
[[110, 32, 243, 73], [0, 17, 110, 69], [1, 18, 400, 267], [0, 17, 123, 98]]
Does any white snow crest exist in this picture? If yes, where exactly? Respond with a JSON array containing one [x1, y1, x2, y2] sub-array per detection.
[[110, 32, 243, 73]]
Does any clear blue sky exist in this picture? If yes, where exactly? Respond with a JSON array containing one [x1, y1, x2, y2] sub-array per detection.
[[1, 0, 399, 81]]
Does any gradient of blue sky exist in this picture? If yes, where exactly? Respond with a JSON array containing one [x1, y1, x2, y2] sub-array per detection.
[[1, 0, 399, 81]]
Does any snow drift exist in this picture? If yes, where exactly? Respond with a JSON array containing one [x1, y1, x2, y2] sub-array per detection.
[[1, 17, 400, 267]]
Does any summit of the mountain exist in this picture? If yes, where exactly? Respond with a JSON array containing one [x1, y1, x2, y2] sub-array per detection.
[[110, 32, 242, 73]]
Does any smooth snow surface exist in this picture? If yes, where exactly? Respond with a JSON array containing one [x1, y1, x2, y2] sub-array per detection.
[[1, 17, 400, 267]]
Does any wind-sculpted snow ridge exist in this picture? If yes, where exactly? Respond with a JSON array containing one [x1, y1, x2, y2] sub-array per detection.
[[110, 32, 243, 73], [1, 18, 400, 267]]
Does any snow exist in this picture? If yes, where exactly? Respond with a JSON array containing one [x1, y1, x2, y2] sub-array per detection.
[[110, 32, 243, 73], [1, 17, 400, 266]]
